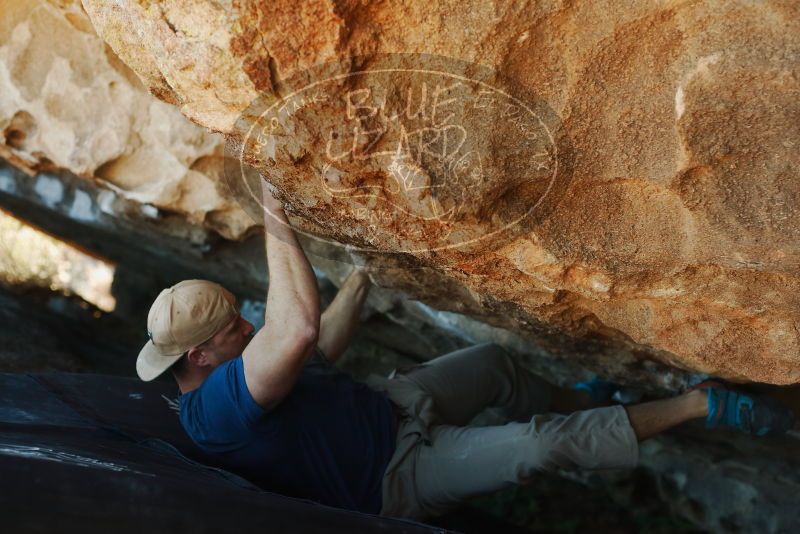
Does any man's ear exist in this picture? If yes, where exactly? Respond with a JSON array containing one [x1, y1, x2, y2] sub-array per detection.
[[186, 346, 211, 368]]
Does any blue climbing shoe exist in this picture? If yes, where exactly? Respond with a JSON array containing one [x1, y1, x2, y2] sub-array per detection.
[[695, 380, 795, 437]]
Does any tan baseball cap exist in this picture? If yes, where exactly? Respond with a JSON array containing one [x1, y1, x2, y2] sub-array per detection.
[[136, 279, 238, 381]]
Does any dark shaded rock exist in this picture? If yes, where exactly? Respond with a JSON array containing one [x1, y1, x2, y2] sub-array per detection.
[[0, 372, 451, 533]]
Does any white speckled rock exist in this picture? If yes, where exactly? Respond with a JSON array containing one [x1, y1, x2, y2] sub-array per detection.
[[0, 0, 252, 239]]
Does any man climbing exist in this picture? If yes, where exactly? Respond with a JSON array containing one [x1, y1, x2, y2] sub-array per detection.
[[136, 177, 794, 521]]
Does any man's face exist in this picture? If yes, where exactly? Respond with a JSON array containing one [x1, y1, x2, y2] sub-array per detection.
[[200, 291, 255, 368]]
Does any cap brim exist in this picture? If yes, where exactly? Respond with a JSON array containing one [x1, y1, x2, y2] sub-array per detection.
[[136, 340, 183, 382]]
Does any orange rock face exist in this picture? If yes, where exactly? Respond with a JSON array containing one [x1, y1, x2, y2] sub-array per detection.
[[24, 0, 800, 383]]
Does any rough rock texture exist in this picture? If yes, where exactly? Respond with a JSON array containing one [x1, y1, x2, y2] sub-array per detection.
[[0, 0, 251, 239], [0, 159, 601, 388], [3, 4, 800, 530], [75, 0, 800, 384], [1, 0, 797, 386], [0, 0, 686, 392]]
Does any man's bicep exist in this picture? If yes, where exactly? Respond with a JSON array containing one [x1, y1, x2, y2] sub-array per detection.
[[241, 325, 317, 411]]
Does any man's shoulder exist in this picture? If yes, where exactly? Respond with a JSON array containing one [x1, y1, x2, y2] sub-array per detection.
[[181, 357, 239, 408], [178, 357, 256, 443]]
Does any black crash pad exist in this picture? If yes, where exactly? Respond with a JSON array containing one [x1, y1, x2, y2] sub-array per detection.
[[0, 372, 452, 533]]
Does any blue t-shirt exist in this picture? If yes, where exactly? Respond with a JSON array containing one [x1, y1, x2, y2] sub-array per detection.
[[178, 349, 396, 514]]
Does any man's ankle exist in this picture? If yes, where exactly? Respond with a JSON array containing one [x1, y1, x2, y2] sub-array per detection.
[[684, 389, 708, 419]]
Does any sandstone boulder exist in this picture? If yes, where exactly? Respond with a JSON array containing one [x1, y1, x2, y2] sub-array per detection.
[[78, 0, 800, 384], [3, 0, 799, 384]]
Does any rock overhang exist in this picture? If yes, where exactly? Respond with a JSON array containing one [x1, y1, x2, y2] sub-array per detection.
[[2, 0, 799, 384]]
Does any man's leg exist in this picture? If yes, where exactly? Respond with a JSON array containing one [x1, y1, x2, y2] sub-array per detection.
[[412, 390, 707, 517], [397, 343, 555, 426], [376, 343, 557, 518], [626, 389, 706, 440]]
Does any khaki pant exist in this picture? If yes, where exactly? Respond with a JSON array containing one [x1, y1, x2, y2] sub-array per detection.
[[365, 343, 639, 520]]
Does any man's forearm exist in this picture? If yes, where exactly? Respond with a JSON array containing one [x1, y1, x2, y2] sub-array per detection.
[[317, 270, 370, 364], [261, 180, 320, 337]]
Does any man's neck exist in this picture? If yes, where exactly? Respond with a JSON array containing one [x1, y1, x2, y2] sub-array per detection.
[[175, 368, 212, 395]]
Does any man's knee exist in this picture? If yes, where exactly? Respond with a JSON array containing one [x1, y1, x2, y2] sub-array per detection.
[[481, 343, 530, 385], [475, 342, 513, 367], [518, 409, 640, 473]]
